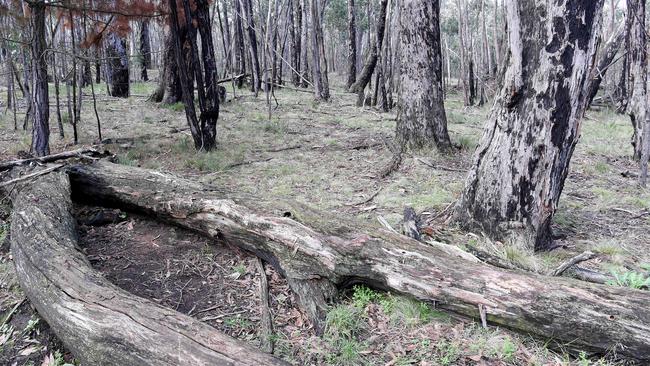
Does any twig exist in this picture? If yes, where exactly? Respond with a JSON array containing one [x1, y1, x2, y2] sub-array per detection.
[[199, 309, 247, 322], [0, 164, 64, 188], [225, 157, 273, 169], [550, 251, 597, 276], [263, 144, 302, 153], [416, 157, 467, 173], [1, 298, 25, 327], [377, 216, 399, 234], [255, 258, 274, 354], [345, 186, 383, 206]]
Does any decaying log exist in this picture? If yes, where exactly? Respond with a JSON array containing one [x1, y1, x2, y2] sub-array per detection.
[[7, 172, 288, 366], [66, 161, 650, 361]]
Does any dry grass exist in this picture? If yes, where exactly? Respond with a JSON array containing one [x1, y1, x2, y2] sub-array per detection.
[[0, 75, 648, 365]]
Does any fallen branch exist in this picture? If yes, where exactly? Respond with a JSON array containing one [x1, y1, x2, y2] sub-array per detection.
[[6, 171, 287, 366], [0, 148, 106, 172], [550, 251, 598, 276], [0, 164, 64, 188], [66, 161, 650, 361]]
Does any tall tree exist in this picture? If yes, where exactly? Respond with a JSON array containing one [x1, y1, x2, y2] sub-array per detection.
[[455, 0, 604, 251], [625, 0, 647, 161], [168, 0, 219, 151], [242, 0, 261, 94], [310, 0, 329, 100], [140, 19, 152, 81], [105, 31, 130, 97], [233, 0, 247, 87], [29, 0, 50, 156], [396, 0, 451, 150], [349, 0, 388, 105], [346, 0, 357, 89]]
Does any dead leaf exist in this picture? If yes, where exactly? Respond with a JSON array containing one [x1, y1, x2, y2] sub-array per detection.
[[19, 345, 40, 356], [40, 353, 55, 366]]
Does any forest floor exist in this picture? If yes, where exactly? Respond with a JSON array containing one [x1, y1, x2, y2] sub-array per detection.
[[0, 75, 648, 365]]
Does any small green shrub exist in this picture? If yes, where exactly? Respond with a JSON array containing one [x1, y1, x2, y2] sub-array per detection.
[[607, 269, 650, 289]]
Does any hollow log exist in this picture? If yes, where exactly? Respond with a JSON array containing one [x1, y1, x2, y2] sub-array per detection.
[[7, 171, 288, 366], [66, 161, 650, 361]]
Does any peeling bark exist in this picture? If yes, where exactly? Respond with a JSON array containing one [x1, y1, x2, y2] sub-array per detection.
[[455, 0, 604, 251]]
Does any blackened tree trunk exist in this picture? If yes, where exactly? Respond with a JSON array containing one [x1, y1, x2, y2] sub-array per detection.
[[626, 0, 646, 161], [586, 28, 625, 107], [193, 0, 220, 151], [234, 0, 247, 88], [349, 0, 388, 104], [310, 0, 329, 101], [168, 0, 218, 151], [396, 0, 451, 150], [29, 0, 49, 156], [242, 0, 261, 94], [140, 19, 152, 81], [105, 32, 129, 97], [455, 0, 604, 251], [346, 0, 357, 89]]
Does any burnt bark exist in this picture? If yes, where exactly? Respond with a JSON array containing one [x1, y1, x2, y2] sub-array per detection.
[[29, 0, 50, 157], [455, 0, 605, 251], [66, 161, 650, 362], [346, 0, 357, 89], [242, 0, 262, 93], [310, 0, 329, 101], [625, 0, 647, 161], [586, 28, 625, 107], [6, 171, 288, 366], [105, 32, 129, 98], [396, 0, 451, 150], [139, 19, 152, 81], [233, 0, 247, 88]]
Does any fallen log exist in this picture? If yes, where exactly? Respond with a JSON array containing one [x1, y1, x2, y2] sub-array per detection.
[[67, 161, 650, 361], [7, 172, 288, 366]]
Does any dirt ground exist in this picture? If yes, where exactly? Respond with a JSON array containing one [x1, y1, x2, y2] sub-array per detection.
[[0, 74, 648, 365]]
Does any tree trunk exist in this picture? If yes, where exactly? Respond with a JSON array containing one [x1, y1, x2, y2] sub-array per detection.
[[66, 161, 650, 362], [105, 32, 129, 98], [140, 19, 152, 81], [349, 0, 388, 104], [193, 0, 220, 151], [310, 0, 329, 101], [299, 0, 310, 87], [455, 0, 604, 251], [242, 0, 262, 94], [29, 0, 50, 156], [586, 28, 625, 107], [234, 0, 247, 88], [346, 0, 357, 89], [6, 171, 288, 366], [625, 0, 646, 161], [288, 0, 300, 86], [396, 0, 451, 150], [493, 0, 500, 75]]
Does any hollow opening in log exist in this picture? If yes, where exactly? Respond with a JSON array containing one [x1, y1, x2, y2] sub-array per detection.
[[74, 205, 315, 344]]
